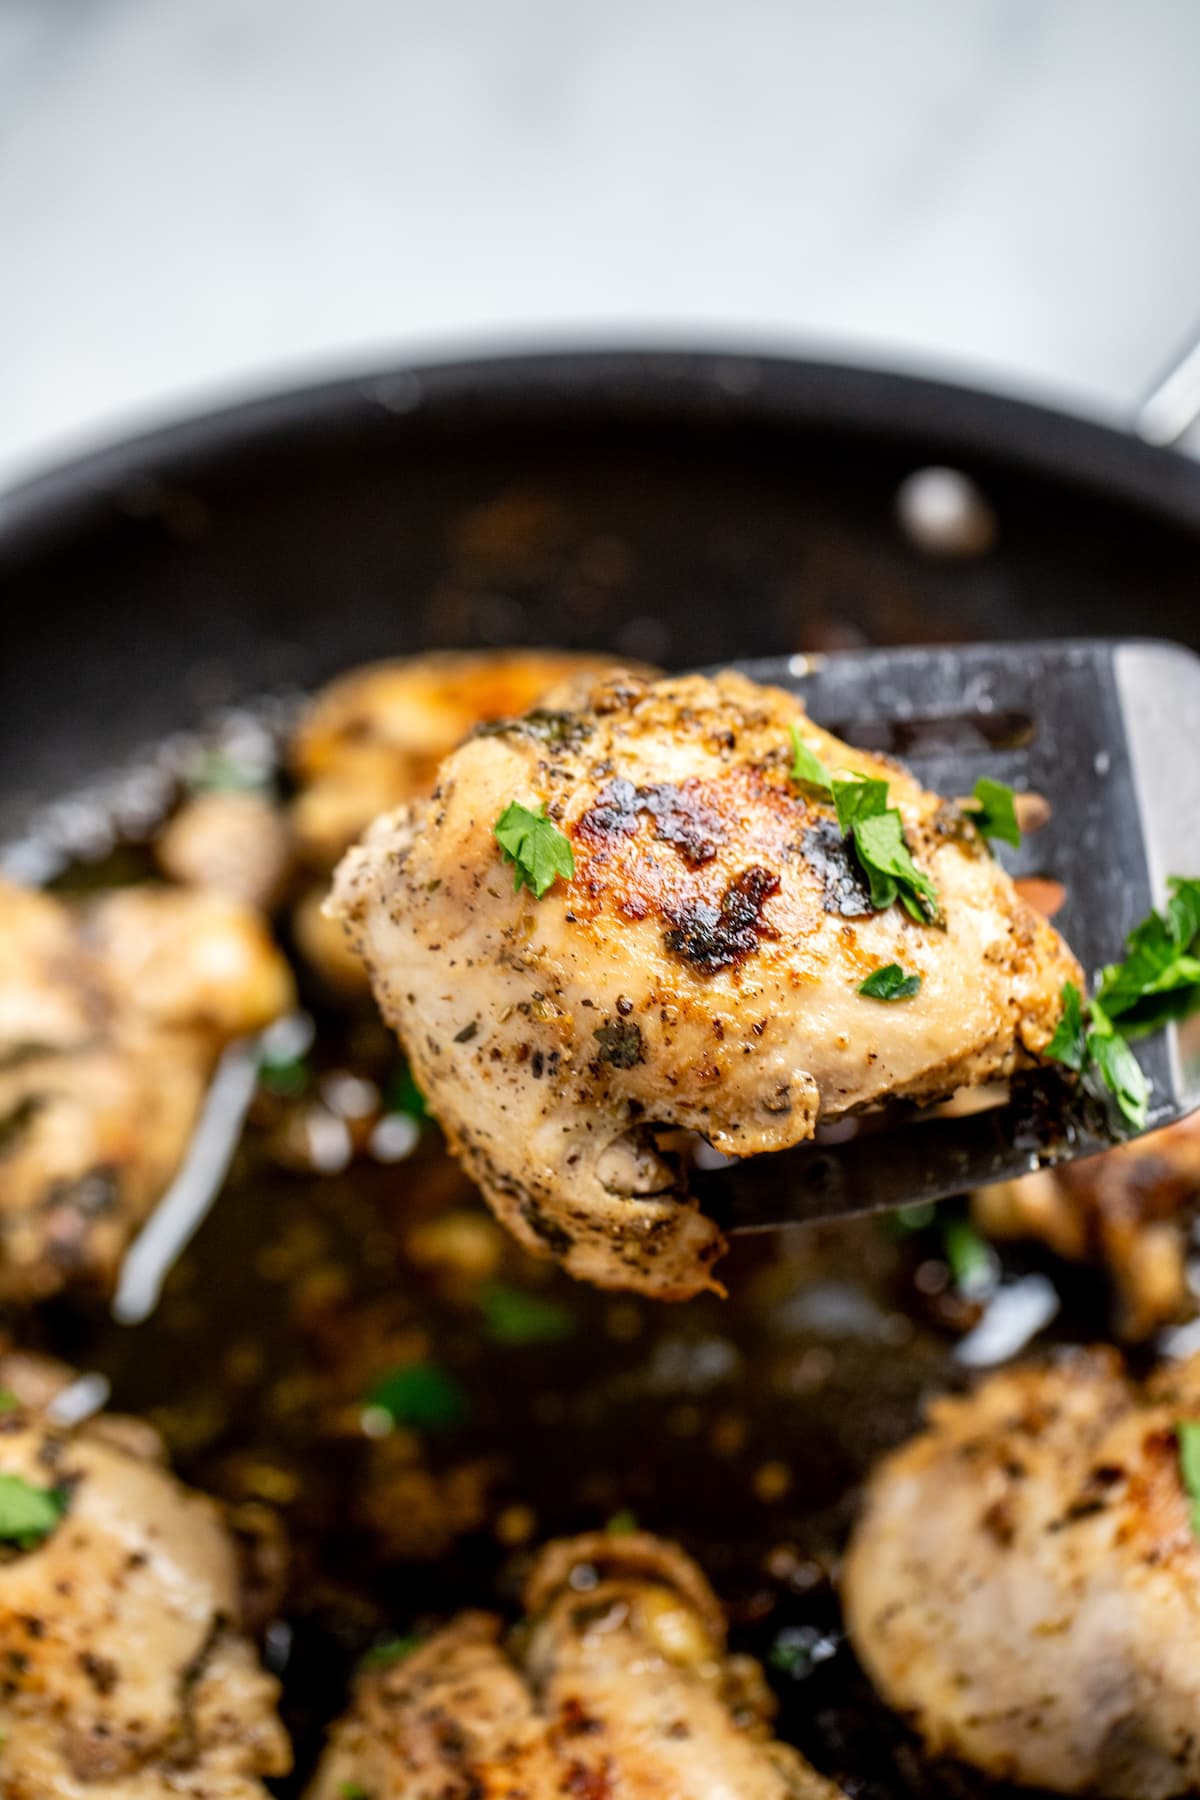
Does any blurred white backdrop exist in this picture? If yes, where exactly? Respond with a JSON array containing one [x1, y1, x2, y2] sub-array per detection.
[[2, 0, 1199, 485]]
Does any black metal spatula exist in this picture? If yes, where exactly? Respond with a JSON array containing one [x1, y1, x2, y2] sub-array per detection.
[[695, 638, 1200, 1233]]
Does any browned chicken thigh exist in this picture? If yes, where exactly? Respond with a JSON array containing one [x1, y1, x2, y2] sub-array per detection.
[[308, 1531, 839, 1799], [974, 1112, 1200, 1340], [0, 880, 293, 1301], [0, 1366, 290, 1797], [330, 668, 1080, 1297], [844, 1347, 1200, 1797]]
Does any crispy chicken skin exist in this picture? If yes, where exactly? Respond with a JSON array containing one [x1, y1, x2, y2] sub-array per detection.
[[0, 1379, 289, 1797], [330, 669, 1081, 1298], [0, 881, 293, 1302], [290, 649, 642, 871], [974, 1113, 1200, 1340], [308, 1530, 839, 1799], [843, 1347, 1200, 1797]]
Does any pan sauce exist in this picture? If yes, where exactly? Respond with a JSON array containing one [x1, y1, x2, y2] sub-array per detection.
[[1, 716, 1169, 1800]]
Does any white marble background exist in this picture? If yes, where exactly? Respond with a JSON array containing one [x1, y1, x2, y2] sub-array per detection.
[[2, 0, 1200, 487]]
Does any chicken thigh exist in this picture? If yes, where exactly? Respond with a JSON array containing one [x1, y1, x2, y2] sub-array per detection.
[[330, 668, 1080, 1297], [0, 881, 293, 1301], [0, 1367, 290, 1797], [308, 1530, 838, 1799], [843, 1347, 1200, 1797], [974, 1112, 1200, 1340]]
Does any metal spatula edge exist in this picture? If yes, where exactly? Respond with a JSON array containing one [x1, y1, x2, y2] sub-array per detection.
[[690, 638, 1200, 1231]]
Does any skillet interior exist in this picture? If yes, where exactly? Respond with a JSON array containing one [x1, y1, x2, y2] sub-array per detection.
[[3, 351, 1200, 1797]]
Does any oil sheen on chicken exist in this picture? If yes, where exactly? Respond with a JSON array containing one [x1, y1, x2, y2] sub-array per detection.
[[0, 1364, 290, 1797], [0, 880, 293, 1302], [308, 1530, 839, 1798], [330, 668, 1081, 1298], [843, 1347, 1200, 1797]]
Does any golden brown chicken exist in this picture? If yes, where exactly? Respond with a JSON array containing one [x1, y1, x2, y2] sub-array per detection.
[[308, 1530, 839, 1799], [0, 880, 293, 1301], [973, 1113, 1200, 1340], [330, 668, 1080, 1298], [843, 1347, 1200, 1797], [0, 1365, 290, 1797], [289, 648, 645, 995], [290, 648, 641, 870]]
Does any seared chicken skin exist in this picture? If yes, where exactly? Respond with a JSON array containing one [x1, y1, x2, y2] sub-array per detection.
[[0, 1373, 289, 1797], [844, 1347, 1200, 1797], [330, 669, 1080, 1298], [0, 881, 293, 1301], [308, 1530, 839, 1799], [974, 1112, 1200, 1340]]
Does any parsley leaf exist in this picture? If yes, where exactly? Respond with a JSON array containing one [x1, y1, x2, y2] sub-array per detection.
[[366, 1364, 469, 1432], [966, 777, 1021, 850], [1095, 877, 1200, 1039], [1045, 981, 1087, 1072], [1178, 1421, 1200, 1537], [360, 1633, 423, 1671], [831, 778, 940, 923], [1085, 1024, 1148, 1132], [339, 1784, 369, 1800], [0, 1473, 66, 1547], [479, 1282, 574, 1347], [789, 725, 834, 797], [1046, 985, 1149, 1132], [858, 963, 921, 1001], [493, 802, 574, 899], [942, 1217, 996, 1296], [605, 1507, 639, 1535]]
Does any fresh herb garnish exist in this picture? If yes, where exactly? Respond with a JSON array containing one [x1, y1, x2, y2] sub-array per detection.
[[1093, 877, 1200, 1039], [186, 746, 270, 795], [1045, 979, 1148, 1132], [966, 777, 1022, 850], [789, 726, 834, 798], [387, 1058, 427, 1121], [0, 1390, 20, 1416], [832, 778, 940, 923], [605, 1507, 638, 1536], [366, 1364, 469, 1432], [858, 963, 921, 1001], [493, 802, 575, 899], [1177, 1421, 1200, 1536], [479, 1282, 574, 1347], [0, 1473, 66, 1548], [942, 1218, 995, 1296], [339, 1784, 369, 1800], [360, 1633, 424, 1670]]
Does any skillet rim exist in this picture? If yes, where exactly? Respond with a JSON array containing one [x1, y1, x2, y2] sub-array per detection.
[[3, 346, 1200, 551]]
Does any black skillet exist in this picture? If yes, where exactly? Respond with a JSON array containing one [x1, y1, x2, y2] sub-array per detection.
[[2, 350, 1200, 1799]]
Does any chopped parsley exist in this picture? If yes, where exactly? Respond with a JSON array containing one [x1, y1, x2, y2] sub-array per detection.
[[479, 1282, 574, 1347], [1044, 882, 1200, 1131], [942, 1218, 995, 1295], [339, 1784, 369, 1800], [966, 777, 1022, 850], [1177, 1421, 1200, 1536], [858, 963, 921, 1001], [366, 1364, 469, 1432], [605, 1507, 638, 1535], [0, 1390, 19, 1415], [493, 802, 575, 899], [360, 1633, 423, 1670], [0, 1473, 66, 1548], [832, 778, 940, 923], [387, 1058, 427, 1121], [789, 725, 834, 798], [1046, 979, 1148, 1132], [1094, 877, 1200, 1039]]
